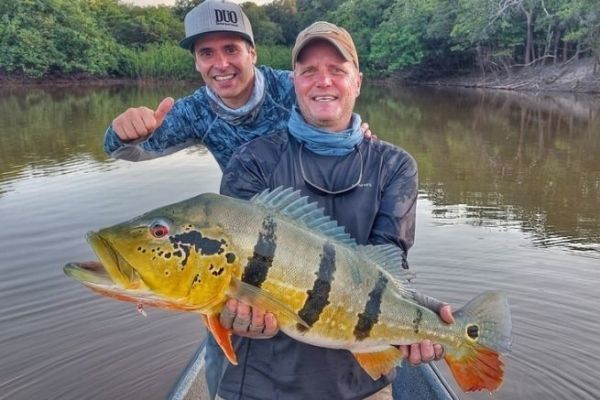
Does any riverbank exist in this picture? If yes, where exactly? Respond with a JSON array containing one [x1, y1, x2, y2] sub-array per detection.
[[0, 72, 202, 87], [411, 58, 600, 93], [2, 58, 599, 94]]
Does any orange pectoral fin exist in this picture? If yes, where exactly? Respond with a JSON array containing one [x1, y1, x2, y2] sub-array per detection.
[[353, 346, 405, 380], [202, 314, 238, 365], [445, 345, 505, 392]]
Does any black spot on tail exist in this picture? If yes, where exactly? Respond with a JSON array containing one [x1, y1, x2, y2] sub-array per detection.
[[353, 272, 388, 341], [467, 324, 479, 339], [241, 216, 276, 288], [296, 242, 336, 332]]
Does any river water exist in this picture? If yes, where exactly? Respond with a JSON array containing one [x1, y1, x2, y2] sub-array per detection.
[[0, 83, 598, 400]]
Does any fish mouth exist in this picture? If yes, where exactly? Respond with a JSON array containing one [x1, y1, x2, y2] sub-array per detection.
[[63, 232, 200, 310], [85, 231, 142, 290], [64, 260, 113, 285], [63, 261, 180, 308], [63, 231, 149, 303]]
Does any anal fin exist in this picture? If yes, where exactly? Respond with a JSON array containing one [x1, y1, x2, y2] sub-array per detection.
[[202, 314, 238, 365], [353, 346, 405, 380]]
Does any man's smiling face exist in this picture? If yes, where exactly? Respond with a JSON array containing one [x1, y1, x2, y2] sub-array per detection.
[[293, 40, 362, 132], [194, 32, 257, 109]]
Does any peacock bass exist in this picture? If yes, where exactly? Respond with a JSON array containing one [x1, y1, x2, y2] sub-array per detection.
[[64, 187, 512, 392]]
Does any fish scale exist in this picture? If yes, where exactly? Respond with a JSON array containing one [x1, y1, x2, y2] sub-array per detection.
[[64, 187, 512, 393]]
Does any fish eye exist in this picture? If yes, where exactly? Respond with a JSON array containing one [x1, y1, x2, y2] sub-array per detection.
[[150, 220, 170, 238]]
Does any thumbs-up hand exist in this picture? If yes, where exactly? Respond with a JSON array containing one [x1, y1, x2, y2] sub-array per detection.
[[111, 97, 175, 142]]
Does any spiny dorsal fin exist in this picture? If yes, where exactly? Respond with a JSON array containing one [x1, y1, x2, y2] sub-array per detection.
[[251, 187, 356, 246]]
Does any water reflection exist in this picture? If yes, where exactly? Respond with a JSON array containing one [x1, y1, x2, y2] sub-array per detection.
[[357, 85, 600, 252], [0, 84, 195, 182], [1, 84, 598, 249]]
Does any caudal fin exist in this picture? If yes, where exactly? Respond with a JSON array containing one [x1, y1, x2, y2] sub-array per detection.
[[445, 291, 512, 392]]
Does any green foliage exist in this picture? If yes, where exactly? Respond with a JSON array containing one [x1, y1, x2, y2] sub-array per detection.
[[329, 0, 395, 69], [1, 0, 598, 79], [242, 2, 284, 45], [296, 0, 344, 26], [117, 41, 197, 80], [0, 0, 122, 77], [264, 0, 301, 45], [110, 6, 183, 47], [173, 0, 203, 20], [369, 0, 439, 71], [256, 44, 292, 70]]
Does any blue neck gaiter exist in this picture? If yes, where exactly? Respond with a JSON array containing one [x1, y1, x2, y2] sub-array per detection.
[[206, 66, 265, 125], [287, 106, 363, 156]]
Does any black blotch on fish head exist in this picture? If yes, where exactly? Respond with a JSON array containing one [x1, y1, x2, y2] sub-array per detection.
[[171, 231, 226, 256], [226, 253, 236, 264], [467, 324, 479, 339], [169, 230, 229, 271]]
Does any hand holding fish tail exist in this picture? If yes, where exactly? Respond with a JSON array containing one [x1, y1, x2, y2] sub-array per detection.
[[220, 299, 278, 339], [412, 292, 455, 323], [399, 304, 453, 365]]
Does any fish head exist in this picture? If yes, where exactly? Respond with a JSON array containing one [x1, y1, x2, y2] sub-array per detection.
[[64, 193, 241, 312]]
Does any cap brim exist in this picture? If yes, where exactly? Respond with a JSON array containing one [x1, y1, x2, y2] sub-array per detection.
[[293, 36, 353, 66], [180, 32, 255, 51]]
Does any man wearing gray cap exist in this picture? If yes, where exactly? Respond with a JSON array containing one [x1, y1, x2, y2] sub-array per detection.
[[103, 0, 296, 171], [213, 21, 454, 400]]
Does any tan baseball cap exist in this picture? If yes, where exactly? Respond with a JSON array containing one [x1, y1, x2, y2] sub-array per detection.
[[180, 0, 254, 51], [292, 21, 359, 70]]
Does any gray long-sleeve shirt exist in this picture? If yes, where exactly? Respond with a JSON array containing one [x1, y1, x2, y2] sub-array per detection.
[[212, 131, 418, 400]]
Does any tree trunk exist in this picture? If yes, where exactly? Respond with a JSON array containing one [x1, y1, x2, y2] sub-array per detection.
[[553, 30, 560, 64], [520, 6, 535, 65]]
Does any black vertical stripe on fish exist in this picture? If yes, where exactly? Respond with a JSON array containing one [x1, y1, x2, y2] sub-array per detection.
[[241, 216, 277, 288], [296, 242, 336, 332], [353, 271, 388, 341], [412, 309, 423, 333]]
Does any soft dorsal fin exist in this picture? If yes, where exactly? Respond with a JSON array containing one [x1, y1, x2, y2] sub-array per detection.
[[357, 244, 418, 299], [251, 187, 356, 246], [357, 244, 413, 283]]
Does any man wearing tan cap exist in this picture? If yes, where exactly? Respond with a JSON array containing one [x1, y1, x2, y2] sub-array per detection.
[[213, 21, 454, 400]]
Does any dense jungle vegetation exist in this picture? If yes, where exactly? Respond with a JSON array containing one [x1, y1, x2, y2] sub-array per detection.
[[1, 0, 598, 80]]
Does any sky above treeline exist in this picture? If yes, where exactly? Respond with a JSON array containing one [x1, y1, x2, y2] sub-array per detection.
[[127, 0, 271, 6]]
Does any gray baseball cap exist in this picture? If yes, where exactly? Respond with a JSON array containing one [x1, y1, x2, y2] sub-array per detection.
[[180, 0, 255, 51]]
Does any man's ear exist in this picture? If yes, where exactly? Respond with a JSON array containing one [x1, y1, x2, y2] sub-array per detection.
[[356, 72, 363, 97], [250, 46, 258, 64]]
